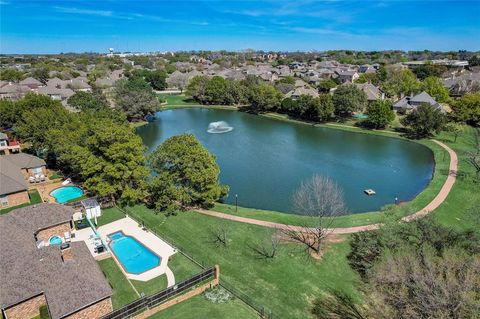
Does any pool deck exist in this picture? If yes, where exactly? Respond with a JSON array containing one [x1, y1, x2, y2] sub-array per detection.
[[97, 217, 176, 281]]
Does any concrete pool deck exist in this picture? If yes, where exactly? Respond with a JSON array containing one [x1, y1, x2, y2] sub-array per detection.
[[97, 217, 176, 281]]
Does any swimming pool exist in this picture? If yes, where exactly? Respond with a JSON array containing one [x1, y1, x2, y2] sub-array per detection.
[[49, 235, 62, 245], [108, 231, 161, 274], [50, 186, 83, 203]]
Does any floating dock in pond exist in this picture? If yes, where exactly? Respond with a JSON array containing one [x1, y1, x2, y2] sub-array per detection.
[[364, 189, 376, 195]]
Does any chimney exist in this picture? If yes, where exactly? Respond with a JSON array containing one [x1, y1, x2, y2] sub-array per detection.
[[60, 243, 74, 262]]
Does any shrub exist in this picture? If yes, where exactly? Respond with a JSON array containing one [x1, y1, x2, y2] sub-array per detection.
[[204, 286, 233, 303]]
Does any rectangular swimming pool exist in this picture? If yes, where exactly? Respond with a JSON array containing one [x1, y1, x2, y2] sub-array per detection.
[[108, 231, 161, 274]]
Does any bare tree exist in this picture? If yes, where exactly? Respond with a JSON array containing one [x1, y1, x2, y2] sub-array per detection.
[[166, 71, 189, 93], [208, 222, 229, 247], [247, 234, 280, 259], [284, 175, 346, 256]]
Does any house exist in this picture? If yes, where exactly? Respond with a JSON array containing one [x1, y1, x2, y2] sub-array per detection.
[[335, 70, 359, 83], [19, 77, 44, 90], [355, 83, 384, 103], [392, 91, 446, 113], [0, 204, 113, 319], [0, 83, 32, 100], [0, 132, 21, 155], [37, 86, 75, 104], [1, 153, 47, 181], [285, 87, 319, 100], [0, 157, 29, 208], [65, 78, 92, 92], [358, 65, 377, 74]]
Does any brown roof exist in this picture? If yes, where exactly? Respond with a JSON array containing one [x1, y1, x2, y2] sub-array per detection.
[[2, 153, 46, 169], [0, 204, 112, 319], [0, 157, 28, 195]]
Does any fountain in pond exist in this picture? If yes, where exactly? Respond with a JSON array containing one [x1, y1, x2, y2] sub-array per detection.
[[207, 121, 233, 134]]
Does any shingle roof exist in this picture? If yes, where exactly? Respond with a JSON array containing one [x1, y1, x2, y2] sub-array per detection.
[[2, 153, 46, 169], [0, 204, 112, 319], [0, 157, 27, 195], [19, 77, 43, 86]]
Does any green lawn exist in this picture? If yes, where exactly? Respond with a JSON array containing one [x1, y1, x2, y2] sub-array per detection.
[[95, 207, 125, 227], [97, 258, 138, 309], [0, 189, 42, 215], [48, 170, 63, 180], [123, 205, 361, 319], [168, 252, 203, 283], [146, 294, 258, 319], [131, 275, 168, 297]]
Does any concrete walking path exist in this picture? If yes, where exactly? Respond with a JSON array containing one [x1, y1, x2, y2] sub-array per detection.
[[196, 139, 458, 235], [165, 266, 175, 287]]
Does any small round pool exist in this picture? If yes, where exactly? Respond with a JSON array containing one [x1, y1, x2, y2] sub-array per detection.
[[49, 235, 62, 245], [50, 186, 83, 203]]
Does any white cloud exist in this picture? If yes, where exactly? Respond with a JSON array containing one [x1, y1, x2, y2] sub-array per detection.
[[53, 6, 113, 17]]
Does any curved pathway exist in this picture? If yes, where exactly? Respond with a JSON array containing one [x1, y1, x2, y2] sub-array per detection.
[[165, 266, 175, 287], [196, 139, 458, 235]]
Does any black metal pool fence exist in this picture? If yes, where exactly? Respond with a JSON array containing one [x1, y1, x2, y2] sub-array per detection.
[[100, 267, 216, 319]]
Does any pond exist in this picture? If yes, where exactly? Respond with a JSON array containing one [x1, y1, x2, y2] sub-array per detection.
[[137, 108, 435, 214]]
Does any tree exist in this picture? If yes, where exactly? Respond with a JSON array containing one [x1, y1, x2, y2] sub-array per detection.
[[149, 134, 229, 213], [114, 78, 160, 120], [31, 68, 50, 85], [67, 91, 109, 111], [247, 234, 280, 259], [185, 75, 209, 102], [401, 103, 446, 138], [443, 122, 464, 143], [144, 70, 167, 90], [204, 76, 227, 104], [368, 246, 480, 319], [283, 175, 346, 256], [422, 76, 450, 103], [208, 222, 230, 247], [248, 83, 283, 113], [0, 68, 24, 81], [365, 99, 395, 129], [382, 69, 421, 97], [355, 73, 379, 85], [49, 115, 149, 203], [332, 84, 368, 118], [317, 79, 337, 93], [166, 71, 189, 92], [312, 289, 368, 319], [412, 64, 448, 80], [277, 76, 295, 85], [451, 92, 480, 126], [0, 99, 19, 129]]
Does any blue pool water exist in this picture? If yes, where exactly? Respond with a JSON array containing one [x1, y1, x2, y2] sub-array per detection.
[[50, 186, 83, 203], [108, 231, 161, 274], [49, 235, 62, 245]]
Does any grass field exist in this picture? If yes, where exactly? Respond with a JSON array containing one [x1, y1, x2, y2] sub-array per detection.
[[0, 189, 42, 215], [95, 207, 125, 227], [146, 294, 258, 319], [98, 258, 138, 309], [123, 204, 361, 319]]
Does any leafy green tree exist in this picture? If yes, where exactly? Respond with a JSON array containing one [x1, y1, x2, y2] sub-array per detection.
[[382, 69, 421, 97], [149, 134, 229, 213], [277, 76, 295, 85], [204, 76, 227, 104], [451, 92, 480, 126], [365, 100, 395, 129], [332, 84, 368, 118], [67, 91, 109, 111], [144, 70, 167, 90], [412, 64, 448, 80], [248, 83, 283, 113], [401, 103, 446, 138], [317, 79, 337, 93], [31, 68, 50, 84], [355, 73, 378, 85], [114, 78, 160, 120], [186, 75, 209, 102], [443, 122, 464, 142], [49, 115, 148, 203], [224, 80, 247, 105], [16, 102, 71, 153], [422, 76, 450, 103], [0, 68, 24, 81], [0, 99, 19, 129]]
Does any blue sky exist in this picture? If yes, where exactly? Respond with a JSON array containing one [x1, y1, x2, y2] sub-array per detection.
[[1, 0, 479, 54]]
